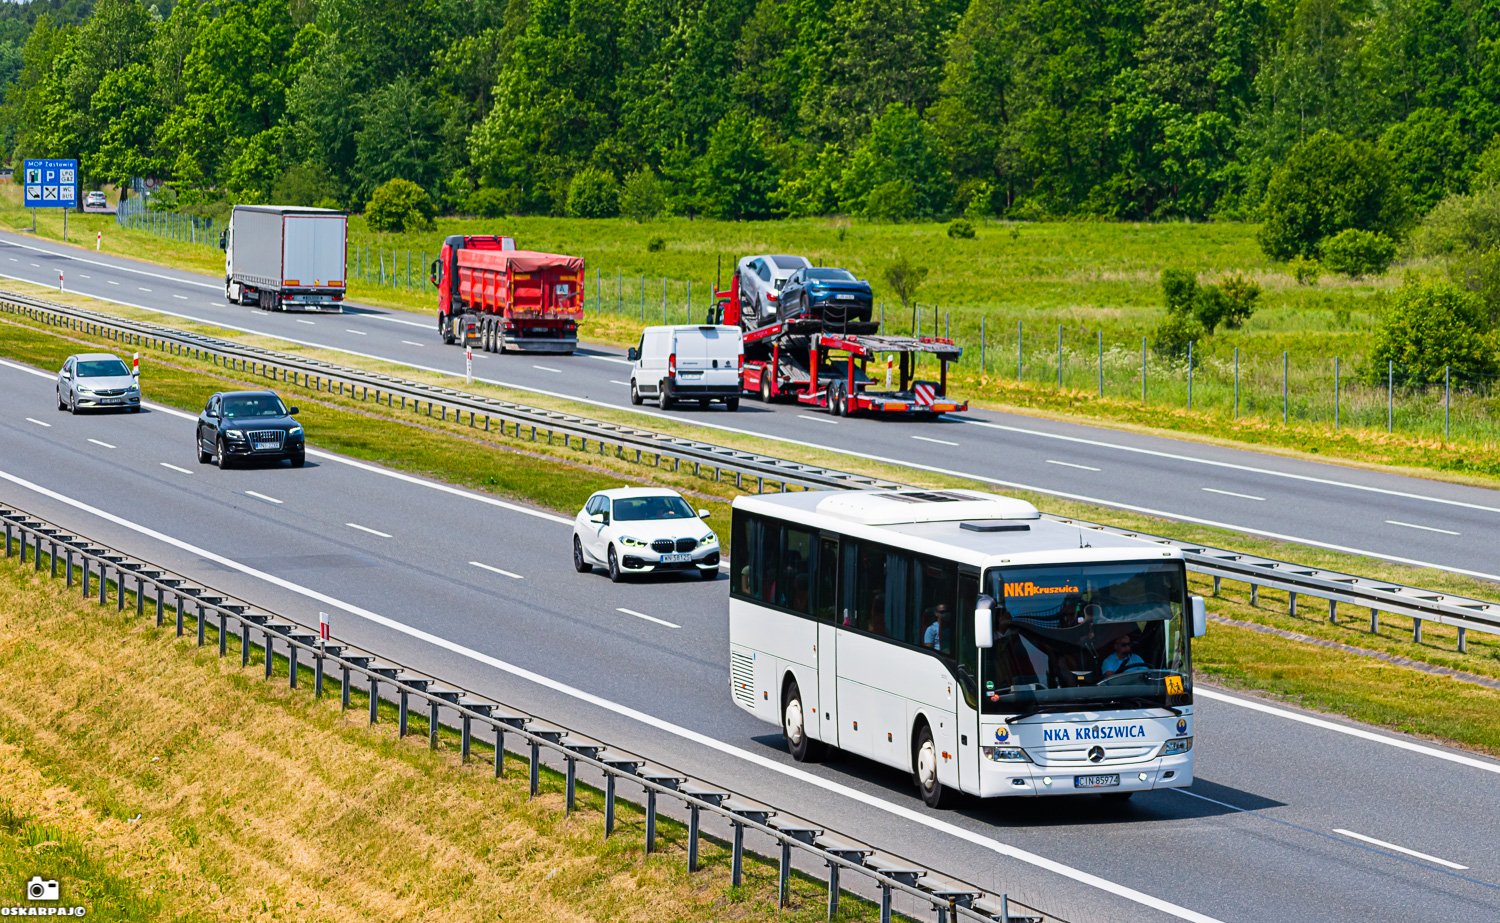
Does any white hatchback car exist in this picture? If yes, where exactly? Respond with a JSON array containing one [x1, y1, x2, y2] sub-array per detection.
[[573, 487, 720, 582]]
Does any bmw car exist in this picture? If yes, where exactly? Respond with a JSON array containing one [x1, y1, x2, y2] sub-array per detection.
[[777, 267, 875, 328], [735, 254, 811, 328], [196, 390, 305, 469], [572, 488, 720, 582], [56, 353, 140, 413]]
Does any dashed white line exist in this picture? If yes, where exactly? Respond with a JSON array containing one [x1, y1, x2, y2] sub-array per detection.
[[173, 294, 187, 299], [1046, 459, 1100, 471], [107, 280, 119, 285], [1385, 520, 1460, 536], [911, 435, 958, 446], [6, 258, 15, 262], [346, 523, 391, 538], [616, 607, 681, 629], [345, 329, 367, 335], [1203, 487, 1265, 501], [401, 340, 424, 347], [138, 287, 152, 292], [533, 365, 562, 373], [245, 490, 282, 504], [24, 417, 50, 427], [610, 380, 631, 386], [798, 414, 839, 425], [159, 462, 193, 474], [79, 273, 90, 278], [296, 320, 316, 325], [87, 438, 115, 449], [470, 561, 524, 579], [1331, 829, 1468, 869], [28, 262, 39, 268]]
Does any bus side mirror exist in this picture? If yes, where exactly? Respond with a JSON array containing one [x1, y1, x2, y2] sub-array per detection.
[[626, 347, 640, 361], [1190, 596, 1207, 638], [974, 594, 995, 648]]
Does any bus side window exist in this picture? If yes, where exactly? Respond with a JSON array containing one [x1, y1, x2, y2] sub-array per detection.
[[956, 570, 979, 705], [913, 557, 957, 655], [814, 536, 838, 623], [849, 539, 888, 634], [782, 526, 814, 615], [731, 511, 775, 603]]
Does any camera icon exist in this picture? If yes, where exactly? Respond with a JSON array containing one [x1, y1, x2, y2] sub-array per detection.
[[25, 876, 59, 901]]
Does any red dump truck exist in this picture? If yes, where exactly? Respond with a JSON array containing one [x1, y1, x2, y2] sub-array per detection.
[[430, 234, 585, 353]]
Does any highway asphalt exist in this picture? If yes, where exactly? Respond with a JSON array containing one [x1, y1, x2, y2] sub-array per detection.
[[3, 230, 1500, 587], [1, 358, 1496, 923]]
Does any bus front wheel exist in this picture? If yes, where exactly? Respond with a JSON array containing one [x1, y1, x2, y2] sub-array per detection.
[[782, 679, 826, 763], [913, 724, 956, 808]]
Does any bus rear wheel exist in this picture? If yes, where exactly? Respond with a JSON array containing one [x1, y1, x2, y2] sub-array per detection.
[[783, 679, 826, 763], [913, 724, 955, 808]]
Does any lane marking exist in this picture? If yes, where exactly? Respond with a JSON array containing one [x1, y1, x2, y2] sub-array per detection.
[[610, 380, 631, 386], [0, 235, 220, 287], [1195, 688, 1500, 775], [0, 464, 1226, 922], [79, 273, 89, 278], [1046, 460, 1099, 471], [470, 561, 524, 579], [245, 490, 282, 505], [346, 522, 391, 538], [953, 416, 1500, 517], [911, 435, 958, 446], [159, 462, 192, 475], [616, 607, 681, 629], [1386, 520, 1460, 536], [173, 294, 187, 299], [1332, 830, 1468, 870], [28, 262, 38, 267], [1202, 487, 1265, 501], [87, 438, 115, 449], [584, 353, 633, 365], [24, 417, 50, 427], [296, 320, 316, 325], [107, 280, 119, 285], [138, 287, 151, 292], [799, 414, 839, 425], [370, 314, 430, 329], [345, 329, 366, 336], [533, 365, 562, 373], [401, 340, 424, 347]]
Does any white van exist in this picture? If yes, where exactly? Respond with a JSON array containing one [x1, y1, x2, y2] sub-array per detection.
[[628, 325, 743, 410]]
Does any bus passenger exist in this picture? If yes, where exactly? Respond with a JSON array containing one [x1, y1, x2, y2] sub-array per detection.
[[923, 603, 951, 653]]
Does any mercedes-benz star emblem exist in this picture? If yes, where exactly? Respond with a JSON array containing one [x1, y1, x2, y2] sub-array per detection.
[[1087, 745, 1105, 763]]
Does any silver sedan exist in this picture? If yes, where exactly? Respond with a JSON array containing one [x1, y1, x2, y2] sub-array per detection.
[[56, 352, 140, 413]]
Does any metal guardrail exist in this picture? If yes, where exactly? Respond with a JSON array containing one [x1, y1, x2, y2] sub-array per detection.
[[0, 503, 1048, 923], [6, 290, 1497, 650]]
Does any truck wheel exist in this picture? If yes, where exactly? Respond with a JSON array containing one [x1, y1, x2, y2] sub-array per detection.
[[657, 381, 674, 410], [783, 679, 826, 763], [725, 397, 739, 411], [225, 283, 235, 304], [439, 315, 454, 345], [630, 381, 643, 405], [760, 377, 772, 403]]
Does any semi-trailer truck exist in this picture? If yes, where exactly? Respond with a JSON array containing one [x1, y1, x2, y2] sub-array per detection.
[[431, 234, 584, 354], [221, 205, 347, 312]]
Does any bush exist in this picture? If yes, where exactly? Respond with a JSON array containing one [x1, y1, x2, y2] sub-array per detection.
[[1320, 229, 1398, 278], [1208, 272, 1262, 331], [1151, 311, 1202, 360], [863, 180, 918, 222], [1158, 268, 1259, 336], [619, 168, 664, 222], [947, 218, 976, 239], [646, 237, 665, 252], [463, 187, 512, 218], [365, 178, 435, 232], [1288, 255, 1322, 285], [565, 167, 619, 218], [1367, 281, 1500, 385], [1409, 185, 1500, 259], [1258, 130, 1407, 261], [1160, 269, 1198, 314]]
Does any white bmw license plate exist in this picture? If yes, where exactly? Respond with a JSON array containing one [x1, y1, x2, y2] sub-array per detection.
[[1074, 774, 1120, 788], [836, 294, 855, 300], [661, 553, 692, 564]]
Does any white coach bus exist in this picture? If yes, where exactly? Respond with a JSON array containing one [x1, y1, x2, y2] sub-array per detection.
[[728, 488, 1206, 806]]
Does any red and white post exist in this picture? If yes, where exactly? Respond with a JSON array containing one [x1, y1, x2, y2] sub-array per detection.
[[319, 612, 330, 643], [465, 345, 472, 385], [95, 230, 102, 251], [132, 352, 140, 378]]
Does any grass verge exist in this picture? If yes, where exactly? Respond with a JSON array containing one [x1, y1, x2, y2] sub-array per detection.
[[0, 540, 887, 922], [3, 306, 1499, 757]]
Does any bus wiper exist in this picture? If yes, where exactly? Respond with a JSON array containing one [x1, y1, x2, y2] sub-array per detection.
[[1004, 703, 1075, 725], [1107, 695, 1182, 716]]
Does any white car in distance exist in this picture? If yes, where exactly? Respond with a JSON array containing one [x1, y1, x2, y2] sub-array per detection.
[[573, 488, 720, 582]]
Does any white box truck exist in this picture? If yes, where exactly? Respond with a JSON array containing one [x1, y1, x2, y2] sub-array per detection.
[[221, 205, 347, 312]]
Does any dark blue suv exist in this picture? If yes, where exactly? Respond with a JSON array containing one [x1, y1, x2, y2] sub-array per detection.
[[777, 268, 875, 328]]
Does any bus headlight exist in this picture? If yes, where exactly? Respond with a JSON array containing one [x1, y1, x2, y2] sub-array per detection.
[[618, 536, 647, 548], [982, 746, 1031, 763], [1159, 737, 1193, 756]]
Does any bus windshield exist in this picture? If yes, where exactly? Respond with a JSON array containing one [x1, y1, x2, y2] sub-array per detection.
[[980, 561, 1188, 714]]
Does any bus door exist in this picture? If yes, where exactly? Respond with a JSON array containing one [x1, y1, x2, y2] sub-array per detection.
[[956, 568, 981, 792], [815, 534, 840, 747]]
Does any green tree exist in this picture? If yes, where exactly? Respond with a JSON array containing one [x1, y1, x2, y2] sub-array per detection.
[[1367, 281, 1500, 385], [883, 251, 928, 330], [694, 112, 780, 220], [353, 74, 439, 199], [839, 104, 949, 219], [565, 166, 620, 218], [1380, 108, 1471, 212], [365, 177, 434, 231], [1320, 228, 1398, 278], [1258, 130, 1408, 260], [619, 167, 664, 222]]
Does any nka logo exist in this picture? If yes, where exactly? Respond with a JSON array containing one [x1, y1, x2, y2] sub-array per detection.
[[1042, 724, 1146, 743]]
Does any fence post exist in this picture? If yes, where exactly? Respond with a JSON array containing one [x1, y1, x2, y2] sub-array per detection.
[[1444, 365, 1451, 441], [1234, 347, 1239, 418], [1282, 351, 1288, 424], [1056, 324, 1062, 388], [1334, 357, 1340, 430], [980, 316, 985, 372], [1187, 340, 1193, 409], [1097, 330, 1103, 396], [1141, 336, 1147, 402], [1388, 360, 1394, 432], [1017, 321, 1023, 382], [662, 277, 667, 324]]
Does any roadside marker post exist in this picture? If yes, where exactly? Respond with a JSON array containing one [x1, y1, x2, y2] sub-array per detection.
[[466, 345, 472, 385], [132, 353, 139, 378], [96, 230, 102, 251], [58, 271, 63, 292], [320, 611, 330, 642]]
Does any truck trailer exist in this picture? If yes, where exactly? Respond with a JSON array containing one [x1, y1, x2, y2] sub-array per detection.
[[716, 264, 967, 417], [222, 205, 347, 312], [431, 235, 584, 354]]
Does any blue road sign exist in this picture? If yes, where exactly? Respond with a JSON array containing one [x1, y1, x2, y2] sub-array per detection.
[[23, 159, 78, 208]]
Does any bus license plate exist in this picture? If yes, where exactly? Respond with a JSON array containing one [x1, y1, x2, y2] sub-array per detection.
[[1074, 774, 1119, 788], [661, 553, 691, 563]]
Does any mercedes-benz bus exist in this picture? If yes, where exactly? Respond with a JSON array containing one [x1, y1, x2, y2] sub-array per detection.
[[728, 488, 1206, 806]]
